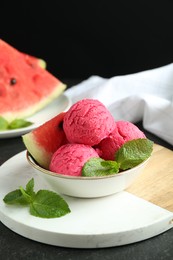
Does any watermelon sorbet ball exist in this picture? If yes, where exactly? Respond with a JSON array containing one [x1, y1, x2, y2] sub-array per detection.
[[97, 120, 146, 161], [49, 143, 99, 176], [63, 99, 116, 146]]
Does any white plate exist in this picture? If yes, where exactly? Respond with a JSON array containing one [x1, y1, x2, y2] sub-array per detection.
[[0, 151, 173, 248], [0, 94, 71, 139]]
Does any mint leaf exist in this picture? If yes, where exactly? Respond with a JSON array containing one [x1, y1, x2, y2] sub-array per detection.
[[116, 138, 153, 170], [3, 179, 36, 205], [19, 186, 33, 204], [3, 178, 71, 218], [0, 116, 33, 131], [30, 190, 71, 218], [25, 178, 35, 197], [9, 119, 33, 129], [0, 116, 9, 130], [82, 157, 120, 177], [3, 189, 30, 205]]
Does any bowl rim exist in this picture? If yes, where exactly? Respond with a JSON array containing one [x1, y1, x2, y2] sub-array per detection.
[[26, 151, 150, 181]]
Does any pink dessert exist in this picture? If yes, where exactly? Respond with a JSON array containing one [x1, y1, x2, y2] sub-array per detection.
[[49, 143, 99, 176], [63, 99, 115, 146], [96, 120, 146, 160]]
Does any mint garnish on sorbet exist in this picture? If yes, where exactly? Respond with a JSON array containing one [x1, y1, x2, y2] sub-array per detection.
[[3, 178, 71, 218], [82, 158, 119, 177], [82, 138, 153, 177], [116, 138, 153, 170]]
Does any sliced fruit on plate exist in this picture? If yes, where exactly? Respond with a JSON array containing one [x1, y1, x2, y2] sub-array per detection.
[[22, 112, 68, 169], [0, 39, 66, 122]]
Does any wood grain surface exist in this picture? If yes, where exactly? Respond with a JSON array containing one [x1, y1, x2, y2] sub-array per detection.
[[127, 144, 173, 212]]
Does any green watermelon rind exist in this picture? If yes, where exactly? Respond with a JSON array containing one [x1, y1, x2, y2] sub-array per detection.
[[38, 59, 46, 69], [23, 132, 51, 169], [2, 82, 66, 122]]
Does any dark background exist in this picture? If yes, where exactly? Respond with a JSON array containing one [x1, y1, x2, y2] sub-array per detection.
[[1, 0, 173, 83]]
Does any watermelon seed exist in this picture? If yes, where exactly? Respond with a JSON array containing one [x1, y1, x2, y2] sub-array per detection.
[[58, 120, 64, 129], [10, 78, 17, 85]]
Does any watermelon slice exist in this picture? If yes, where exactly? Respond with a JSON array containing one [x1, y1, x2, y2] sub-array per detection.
[[0, 39, 66, 122], [22, 112, 68, 169]]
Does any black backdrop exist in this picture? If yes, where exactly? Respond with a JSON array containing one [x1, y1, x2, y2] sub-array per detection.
[[1, 0, 173, 81]]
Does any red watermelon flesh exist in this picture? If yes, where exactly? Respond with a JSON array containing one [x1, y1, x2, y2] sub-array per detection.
[[0, 39, 66, 122], [22, 112, 68, 169], [21, 53, 46, 69]]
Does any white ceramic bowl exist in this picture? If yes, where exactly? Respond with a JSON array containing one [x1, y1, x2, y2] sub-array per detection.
[[26, 152, 150, 198]]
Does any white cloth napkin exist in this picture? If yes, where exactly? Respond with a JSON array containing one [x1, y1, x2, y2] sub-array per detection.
[[65, 64, 173, 146]]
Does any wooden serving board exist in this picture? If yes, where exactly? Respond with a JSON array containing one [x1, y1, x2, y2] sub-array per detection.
[[127, 144, 173, 212]]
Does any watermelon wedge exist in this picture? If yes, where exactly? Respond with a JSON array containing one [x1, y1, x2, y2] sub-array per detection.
[[22, 112, 68, 169], [0, 39, 66, 122]]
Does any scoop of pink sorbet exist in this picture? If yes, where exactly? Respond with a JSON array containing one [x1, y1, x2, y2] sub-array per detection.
[[63, 99, 115, 146], [49, 143, 99, 176], [96, 120, 146, 160]]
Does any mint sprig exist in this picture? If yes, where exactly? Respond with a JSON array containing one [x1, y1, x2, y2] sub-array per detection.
[[9, 119, 33, 129], [116, 138, 153, 170], [3, 178, 71, 218], [30, 190, 70, 218], [0, 116, 33, 131], [82, 158, 119, 177], [82, 138, 153, 177]]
